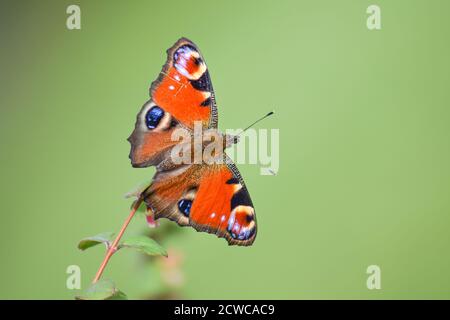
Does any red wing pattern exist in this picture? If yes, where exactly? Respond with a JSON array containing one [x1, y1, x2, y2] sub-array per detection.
[[128, 38, 218, 168], [143, 162, 257, 246], [151, 38, 218, 129]]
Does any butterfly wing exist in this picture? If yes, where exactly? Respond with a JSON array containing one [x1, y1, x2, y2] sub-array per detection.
[[143, 160, 257, 246], [152, 37, 218, 129], [128, 100, 184, 167], [128, 38, 218, 167], [130, 38, 256, 245]]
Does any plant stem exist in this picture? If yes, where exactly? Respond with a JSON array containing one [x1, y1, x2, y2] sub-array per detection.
[[92, 197, 143, 283]]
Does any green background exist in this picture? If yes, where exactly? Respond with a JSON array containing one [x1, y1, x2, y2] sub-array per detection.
[[1, 0, 449, 299]]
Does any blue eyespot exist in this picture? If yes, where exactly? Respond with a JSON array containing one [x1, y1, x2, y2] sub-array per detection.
[[145, 106, 164, 129], [178, 199, 192, 217]]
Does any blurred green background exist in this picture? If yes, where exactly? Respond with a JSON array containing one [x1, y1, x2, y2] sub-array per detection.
[[1, 0, 450, 299]]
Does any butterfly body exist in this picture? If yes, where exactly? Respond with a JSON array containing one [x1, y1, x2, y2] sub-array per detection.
[[128, 38, 256, 246]]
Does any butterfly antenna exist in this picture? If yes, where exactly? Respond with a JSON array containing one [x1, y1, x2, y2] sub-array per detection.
[[238, 111, 274, 136]]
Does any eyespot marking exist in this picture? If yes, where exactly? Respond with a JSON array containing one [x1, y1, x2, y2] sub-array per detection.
[[177, 199, 192, 217], [145, 106, 164, 129], [227, 206, 256, 240], [173, 44, 206, 80]]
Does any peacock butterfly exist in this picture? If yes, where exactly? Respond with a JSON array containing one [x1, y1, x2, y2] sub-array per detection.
[[128, 38, 257, 246]]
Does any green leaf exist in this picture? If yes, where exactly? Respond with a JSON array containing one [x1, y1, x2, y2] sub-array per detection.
[[120, 236, 168, 257], [76, 279, 127, 300], [78, 232, 115, 251], [107, 290, 128, 300]]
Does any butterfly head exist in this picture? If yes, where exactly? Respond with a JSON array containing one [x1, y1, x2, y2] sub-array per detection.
[[225, 134, 240, 148]]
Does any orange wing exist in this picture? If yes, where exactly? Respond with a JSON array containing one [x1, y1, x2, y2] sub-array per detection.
[[128, 38, 218, 168], [151, 38, 218, 129], [143, 161, 257, 246], [128, 100, 183, 167]]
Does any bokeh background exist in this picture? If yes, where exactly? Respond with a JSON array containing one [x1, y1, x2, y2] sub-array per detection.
[[1, 0, 450, 299]]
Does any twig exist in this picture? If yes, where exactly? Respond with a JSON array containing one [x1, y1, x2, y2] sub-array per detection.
[[92, 197, 144, 283]]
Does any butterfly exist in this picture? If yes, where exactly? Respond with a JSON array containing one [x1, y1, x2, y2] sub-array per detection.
[[128, 38, 256, 246]]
